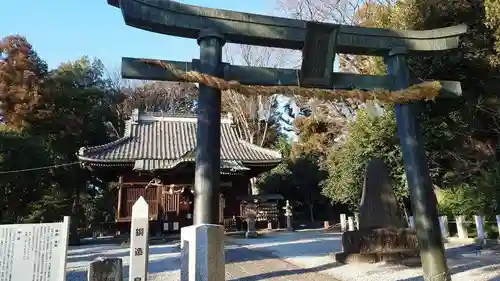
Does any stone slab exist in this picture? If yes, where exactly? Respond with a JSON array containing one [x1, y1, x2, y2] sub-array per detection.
[[334, 249, 420, 264]]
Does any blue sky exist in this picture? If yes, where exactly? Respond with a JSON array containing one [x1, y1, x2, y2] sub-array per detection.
[[1, 0, 275, 71], [2, 0, 341, 140]]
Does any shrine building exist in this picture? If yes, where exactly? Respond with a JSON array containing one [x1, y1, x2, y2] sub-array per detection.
[[77, 109, 283, 234]]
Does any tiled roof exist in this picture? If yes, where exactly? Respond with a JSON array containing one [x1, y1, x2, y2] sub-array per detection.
[[77, 110, 282, 171]]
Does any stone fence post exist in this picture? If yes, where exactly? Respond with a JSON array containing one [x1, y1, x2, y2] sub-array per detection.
[[455, 215, 468, 239], [347, 216, 355, 231], [474, 215, 485, 244], [409, 216, 415, 229], [340, 214, 347, 232]]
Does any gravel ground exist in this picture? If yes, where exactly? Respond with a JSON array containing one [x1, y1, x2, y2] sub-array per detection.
[[66, 229, 500, 281], [230, 230, 500, 281]]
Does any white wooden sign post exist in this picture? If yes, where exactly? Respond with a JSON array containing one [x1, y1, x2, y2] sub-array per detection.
[[0, 216, 70, 281], [129, 197, 150, 281]]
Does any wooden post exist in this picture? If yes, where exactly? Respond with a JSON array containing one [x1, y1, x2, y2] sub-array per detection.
[[340, 214, 347, 232], [117, 176, 123, 220], [88, 257, 123, 281], [455, 215, 468, 239], [129, 197, 149, 281], [347, 216, 355, 231], [474, 215, 485, 244]]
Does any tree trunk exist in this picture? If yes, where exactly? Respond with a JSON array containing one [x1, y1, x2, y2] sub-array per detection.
[[308, 195, 315, 222]]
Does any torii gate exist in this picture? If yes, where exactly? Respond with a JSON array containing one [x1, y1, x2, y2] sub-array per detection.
[[108, 1, 466, 280]]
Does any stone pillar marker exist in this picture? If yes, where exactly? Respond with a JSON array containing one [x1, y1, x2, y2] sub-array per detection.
[[88, 257, 123, 281], [340, 214, 347, 232], [455, 216, 468, 239], [283, 200, 293, 231], [181, 224, 225, 281], [409, 216, 415, 229], [129, 196, 149, 281]]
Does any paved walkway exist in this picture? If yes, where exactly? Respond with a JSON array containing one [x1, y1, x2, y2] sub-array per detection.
[[224, 246, 339, 281]]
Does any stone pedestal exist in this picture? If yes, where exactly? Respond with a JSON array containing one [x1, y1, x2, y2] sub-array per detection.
[[267, 221, 273, 230], [245, 218, 258, 238], [88, 257, 123, 281], [181, 224, 225, 281], [335, 228, 420, 264]]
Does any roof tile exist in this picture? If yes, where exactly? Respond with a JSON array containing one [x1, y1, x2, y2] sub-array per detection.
[[78, 112, 281, 171]]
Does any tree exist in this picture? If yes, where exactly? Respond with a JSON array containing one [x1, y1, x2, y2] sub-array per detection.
[[120, 81, 198, 116], [27, 56, 122, 244], [223, 45, 285, 148], [323, 108, 407, 211], [0, 35, 47, 127], [0, 125, 53, 223]]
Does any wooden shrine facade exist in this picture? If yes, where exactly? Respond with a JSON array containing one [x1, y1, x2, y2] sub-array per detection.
[[77, 109, 282, 233]]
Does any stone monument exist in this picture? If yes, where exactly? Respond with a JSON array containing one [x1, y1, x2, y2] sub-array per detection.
[[359, 158, 406, 229], [335, 158, 419, 264]]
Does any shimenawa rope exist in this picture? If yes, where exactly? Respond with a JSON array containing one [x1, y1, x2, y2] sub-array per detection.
[[140, 59, 441, 104]]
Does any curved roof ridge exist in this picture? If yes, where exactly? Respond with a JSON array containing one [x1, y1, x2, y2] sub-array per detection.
[[236, 139, 282, 159], [78, 136, 133, 156]]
